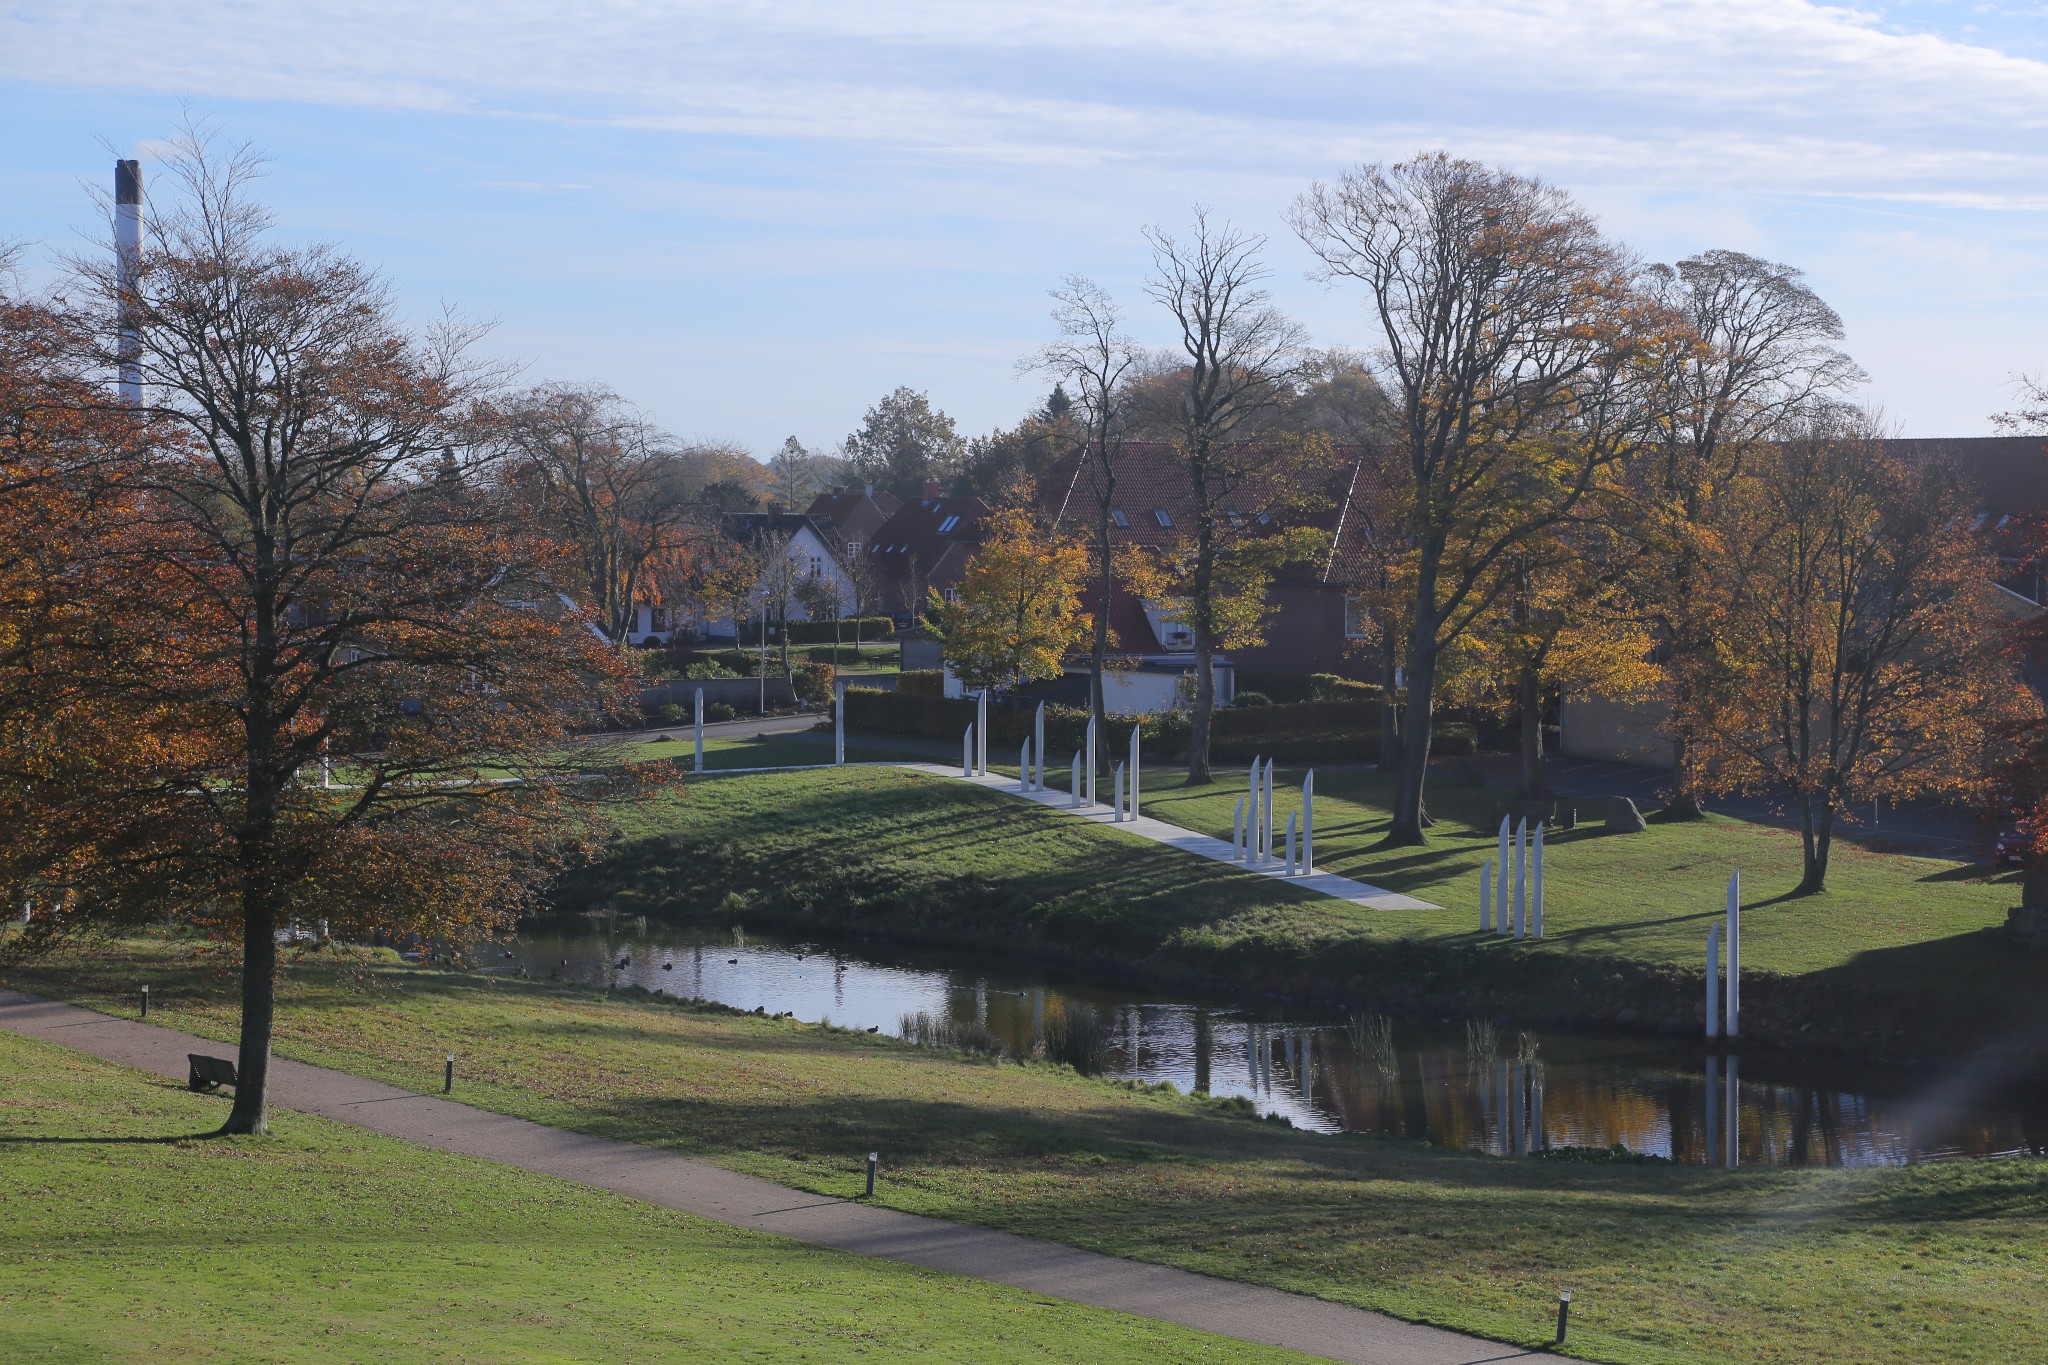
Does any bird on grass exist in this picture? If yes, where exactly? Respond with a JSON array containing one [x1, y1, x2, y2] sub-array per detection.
[[662, 963, 674, 971], [865, 1026, 879, 1033], [727, 958, 739, 964], [615, 957, 629, 969]]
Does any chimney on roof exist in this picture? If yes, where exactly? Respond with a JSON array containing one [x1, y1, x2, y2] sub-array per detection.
[[115, 158, 143, 407], [864, 482, 875, 497], [924, 480, 942, 498], [766, 500, 784, 518]]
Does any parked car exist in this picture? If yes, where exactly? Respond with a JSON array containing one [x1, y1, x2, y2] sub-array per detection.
[[1994, 826, 2033, 867]]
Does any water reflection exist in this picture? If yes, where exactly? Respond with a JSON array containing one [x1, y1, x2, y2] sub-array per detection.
[[496, 917, 2048, 1168]]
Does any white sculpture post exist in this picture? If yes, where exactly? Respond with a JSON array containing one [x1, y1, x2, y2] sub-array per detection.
[[1233, 796, 1247, 860], [1128, 724, 1141, 821], [834, 680, 845, 765], [1301, 770, 1314, 875], [1532, 821, 1545, 938], [1512, 818, 1528, 939], [1113, 762, 1126, 822], [1262, 759, 1275, 866], [1085, 716, 1098, 807], [1070, 751, 1083, 808], [1019, 740, 1031, 792], [694, 687, 705, 772], [1495, 815, 1510, 935], [1705, 922, 1720, 1039], [1285, 811, 1298, 875], [976, 690, 988, 775], [1480, 861, 1492, 932], [1726, 870, 1741, 1040], [1034, 702, 1046, 792], [1247, 757, 1262, 862], [962, 723, 974, 778]]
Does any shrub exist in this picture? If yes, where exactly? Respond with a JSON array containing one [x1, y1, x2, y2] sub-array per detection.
[[899, 1010, 1007, 1059], [1033, 999, 1111, 1074], [651, 702, 687, 726], [792, 660, 835, 706], [680, 659, 740, 681], [1231, 690, 1273, 708], [740, 616, 895, 646], [1210, 698, 1381, 762], [897, 669, 945, 698], [704, 701, 736, 722]]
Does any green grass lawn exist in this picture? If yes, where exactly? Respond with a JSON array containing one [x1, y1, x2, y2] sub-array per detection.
[[13, 944, 2048, 1365], [0, 1027, 1315, 1365]]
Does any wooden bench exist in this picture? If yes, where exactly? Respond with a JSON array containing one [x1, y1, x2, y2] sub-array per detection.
[[187, 1053, 238, 1092]]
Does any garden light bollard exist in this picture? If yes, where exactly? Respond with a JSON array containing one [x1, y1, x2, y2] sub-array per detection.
[[1705, 922, 1720, 1039], [1726, 870, 1741, 1040], [1301, 770, 1314, 875], [1285, 812, 1298, 875], [1071, 751, 1083, 808], [694, 687, 705, 772], [1480, 861, 1492, 932], [1532, 821, 1545, 938], [834, 680, 845, 765], [962, 722, 974, 777], [1512, 818, 1528, 939], [140, 983, 149, 1019], [444, 1053, 454, 1094], [866, 1150, 878, 1198], [1034, 702, 1046, 792], [1496, 815, 1511, 935], [1556, 1289, 1572, 1346]]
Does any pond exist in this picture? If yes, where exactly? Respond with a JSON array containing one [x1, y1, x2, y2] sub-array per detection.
[[494, 916, 2048, 1168]]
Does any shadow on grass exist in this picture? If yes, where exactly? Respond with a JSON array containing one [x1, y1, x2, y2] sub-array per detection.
[[0, 1130, 222, 1144]]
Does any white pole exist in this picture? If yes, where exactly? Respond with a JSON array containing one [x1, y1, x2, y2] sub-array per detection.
[[1129, 724, 1141, 821], [320, 756, 333, 789], [1285, 812, 1298, 875], [963, 723, 974, 777], [1512, 818, 1528, 939], [758, 604, 767, 716], [1263, 759, 1275, 865], [1480, 861, 1492, 932], [977, 691, 988, 775], [1706, 922, 1720, 1039], [1301, 770, 1314, 875], [1726, 870, 1741, 1040], [1233, 797, 1247, 860], [1034, 702, 1046, 792], [1496, 815, 1511, 935], [1071, 751, 1083, 808], [1020, 740, 1031, 792], [1532, 822, 1545, 938], [834, 680, 845, 765], [694, 688, 705, 771], [1086, 717, 1097, 807], [1114, 762, 1126, 822], [1248, 757, 1261, 862]]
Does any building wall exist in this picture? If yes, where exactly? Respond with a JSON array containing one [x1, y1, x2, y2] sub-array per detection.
[[1559, 691, 1674, 769], [1228, 582, 1376, 681]]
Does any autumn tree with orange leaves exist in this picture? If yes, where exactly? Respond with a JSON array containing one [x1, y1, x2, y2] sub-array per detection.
[[1682, 409, 2027, 894], [5, 131, 646, 1136], [930, 506, 1091, 694]]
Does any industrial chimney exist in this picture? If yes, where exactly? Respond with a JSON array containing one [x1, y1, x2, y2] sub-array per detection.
[[115, 158, 142, 406]]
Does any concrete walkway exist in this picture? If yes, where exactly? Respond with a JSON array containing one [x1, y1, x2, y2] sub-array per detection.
[[905, 764, 1440, 912], [0, 989, 1522, 1365]]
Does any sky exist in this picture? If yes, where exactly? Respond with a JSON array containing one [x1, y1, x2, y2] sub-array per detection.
[[3, 1, 2047, 459]]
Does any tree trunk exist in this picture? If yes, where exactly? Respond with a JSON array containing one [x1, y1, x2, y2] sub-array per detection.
[[1517, 662, 1549, 799], [1091, 529, 1112, 775], [1797, 790, 1835, 895], [1664, 731, 1705, 819], [1186, 509, 1216, 785], [1390, 644, 1437, 844], [222, 887, 278, 1134]]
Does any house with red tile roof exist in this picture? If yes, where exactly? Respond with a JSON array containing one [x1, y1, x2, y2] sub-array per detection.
[[863, 481, 991, 620]]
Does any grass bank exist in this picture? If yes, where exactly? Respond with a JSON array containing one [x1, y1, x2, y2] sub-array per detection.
[[0, 1026, 1312, 1365], [556, 765, 2038, 1068], [11, 942, 2048, 1365]]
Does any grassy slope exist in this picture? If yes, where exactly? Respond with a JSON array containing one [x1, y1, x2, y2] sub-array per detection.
[[13, 943, 2048, 1365], [0, 1028, 1312, 1365]]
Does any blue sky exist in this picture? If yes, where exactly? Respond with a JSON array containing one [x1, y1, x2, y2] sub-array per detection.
[[4, 1, 2047, 458]]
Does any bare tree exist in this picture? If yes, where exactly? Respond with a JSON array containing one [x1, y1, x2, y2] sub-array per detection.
[[1030, 275, 1141, 772], [1145, 210, 1309, 783], [1290, 153, 1658, 843], [1644, 251, 1865, 816], [493, 383, 694, 643]]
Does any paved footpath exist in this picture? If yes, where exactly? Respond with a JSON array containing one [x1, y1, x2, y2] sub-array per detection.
[[1, 989, 1525, 1365], [904, 764, 1440, 912]]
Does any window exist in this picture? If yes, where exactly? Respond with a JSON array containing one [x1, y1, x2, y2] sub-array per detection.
[[937, 515, 960, 534], [808, 555, 824, 579], [846, 540, 861, 556], [1226, 511, 1245, 527], [1152, 508, 1173, 528], [1111, 509, 1130, 529], [942, 586, 957, 602]]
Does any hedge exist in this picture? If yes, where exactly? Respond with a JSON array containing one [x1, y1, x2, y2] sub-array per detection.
[[1233, 668, 1380, 704], [739, 616, 895, 645], [897, 670, 945, 698]]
